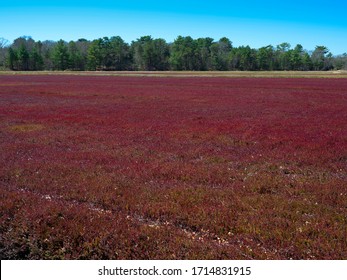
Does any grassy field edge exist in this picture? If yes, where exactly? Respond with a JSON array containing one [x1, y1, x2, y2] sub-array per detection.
[[1, 70, 347, 78]]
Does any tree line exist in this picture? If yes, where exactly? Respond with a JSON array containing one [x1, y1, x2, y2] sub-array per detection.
[[1, 36, 346, 71]]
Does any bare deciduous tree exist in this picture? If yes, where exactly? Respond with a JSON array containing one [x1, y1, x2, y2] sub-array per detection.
[[0, 37, 9, 48], [0, 38, 10, 69]]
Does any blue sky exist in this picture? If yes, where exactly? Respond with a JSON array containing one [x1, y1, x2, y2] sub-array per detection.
[[1, 0, 347, 54]]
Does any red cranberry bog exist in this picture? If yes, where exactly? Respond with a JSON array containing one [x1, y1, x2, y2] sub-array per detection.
[[1, 72, 346, 259]]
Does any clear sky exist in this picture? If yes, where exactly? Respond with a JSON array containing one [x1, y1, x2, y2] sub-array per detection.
[[1, 0, 347, 54]]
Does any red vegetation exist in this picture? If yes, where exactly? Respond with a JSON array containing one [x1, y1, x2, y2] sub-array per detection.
[[0, 74, 346, 259]]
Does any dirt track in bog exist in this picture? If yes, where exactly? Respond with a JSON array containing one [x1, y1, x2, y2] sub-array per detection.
[[1, 74, 346, 259]]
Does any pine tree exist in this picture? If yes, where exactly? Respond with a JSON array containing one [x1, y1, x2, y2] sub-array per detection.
[[52, 40, 70, 70], [7, 47, 18, 70], [17, 44, 29, 70]]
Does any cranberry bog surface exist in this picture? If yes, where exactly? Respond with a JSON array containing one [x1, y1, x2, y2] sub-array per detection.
[[0, 73, 346, 259]]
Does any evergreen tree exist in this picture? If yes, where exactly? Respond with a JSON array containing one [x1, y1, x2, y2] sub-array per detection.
[[275, 43, 291, 70], [68, 41, 84, 70], [2, 35, 343, 72], [232, 46, 257, 71], [30, 45, 44, 70], [52, 40, 70, 70], [7, 47, 18, 70], [257, 45, 274, 70], [311, 46, 329, 70], [131, 36, 154, 70], [169, 36, 197, 70], [210, 37, 232, 70], [109, 36, 131, 70], [195, 37, 214, 70], [17, 44, 30, 70], [87, 39, 103, 70]]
